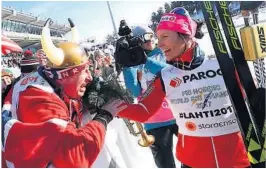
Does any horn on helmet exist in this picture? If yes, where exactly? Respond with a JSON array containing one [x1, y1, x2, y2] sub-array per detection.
[[41, 18, 64, 66], [68, 18, 80, 43]]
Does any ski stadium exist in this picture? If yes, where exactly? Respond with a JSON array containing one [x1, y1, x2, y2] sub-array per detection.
[[1, 2, 266, 168]]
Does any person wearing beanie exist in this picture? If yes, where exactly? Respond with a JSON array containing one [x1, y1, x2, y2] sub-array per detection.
[[23, 48, 33, 57], [108, 7, 252, 168], [123, 24, 178, 168], [1, 69, 14, 107], [1, 69, 13, 87], [2, 19, 123, 168], [93, 49, 105, 77], [94, 49, 105, 66], [20, 55, 40, 77], [2, 69, 13, 92]]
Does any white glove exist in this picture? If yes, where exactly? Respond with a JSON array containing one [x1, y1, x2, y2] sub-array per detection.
[[101, 99, 128, 117]]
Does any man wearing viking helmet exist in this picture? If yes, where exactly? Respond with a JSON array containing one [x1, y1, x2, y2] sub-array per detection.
[[1, 19, 123, 168]]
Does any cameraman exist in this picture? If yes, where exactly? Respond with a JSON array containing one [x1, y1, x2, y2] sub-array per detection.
[[122, 25, 178, 168]]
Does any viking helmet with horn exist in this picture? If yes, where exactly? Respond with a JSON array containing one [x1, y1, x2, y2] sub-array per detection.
[[41, 18, 87, 69]]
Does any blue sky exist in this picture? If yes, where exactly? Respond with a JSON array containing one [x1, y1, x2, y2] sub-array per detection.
[[2, 1, 168, 43]]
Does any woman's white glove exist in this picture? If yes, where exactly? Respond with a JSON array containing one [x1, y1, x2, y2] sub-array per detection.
[[101, 99, 128, 117]]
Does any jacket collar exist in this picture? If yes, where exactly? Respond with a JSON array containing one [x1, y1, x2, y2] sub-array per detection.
[[167, 43, 205, 70], [145, 47, 161, 57]]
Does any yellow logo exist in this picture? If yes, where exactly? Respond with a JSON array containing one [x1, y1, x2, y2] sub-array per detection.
[[191, 92, 204, 105]]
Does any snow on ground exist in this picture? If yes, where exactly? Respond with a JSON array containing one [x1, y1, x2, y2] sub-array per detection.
[[105, 118, 180, 168]]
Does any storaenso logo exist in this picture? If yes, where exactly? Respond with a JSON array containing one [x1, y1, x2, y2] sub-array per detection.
[[204, 2, 227, 54], [198, 119, 237, 129], [219, 1, 241, 50], [257, 26, 266, 53], [183, 69, 222, 83]]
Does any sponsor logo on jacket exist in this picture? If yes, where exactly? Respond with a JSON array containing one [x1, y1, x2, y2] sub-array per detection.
[[185, 118, 237, 132], [179, 105, 233, 119], [169, 77, 182, 88], [170, 69, 222, 88], [183, 69, 222, 83], [185, 121, 197, 131]]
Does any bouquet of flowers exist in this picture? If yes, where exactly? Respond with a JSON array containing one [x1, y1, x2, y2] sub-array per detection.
[[82, 72, 134, 114]]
